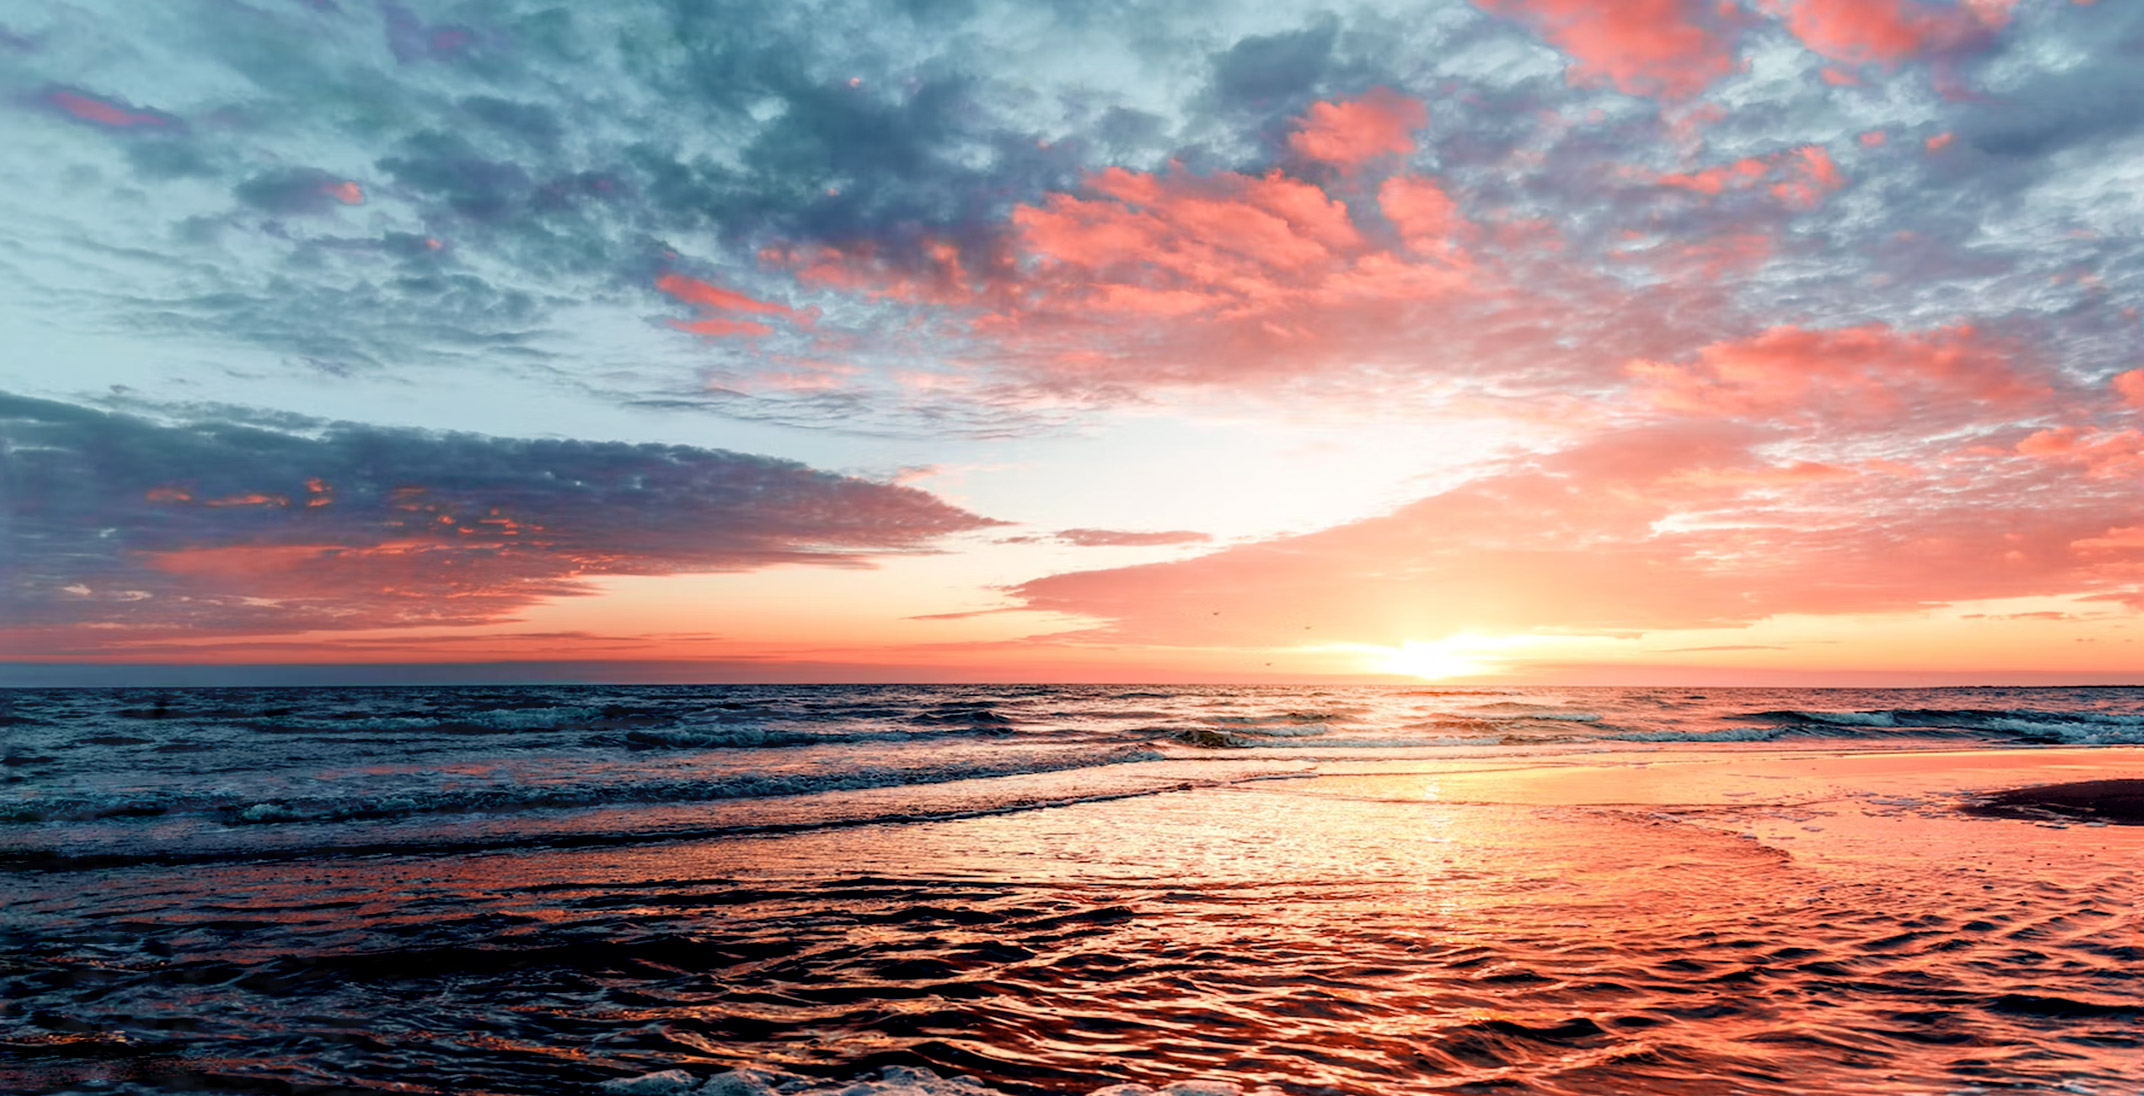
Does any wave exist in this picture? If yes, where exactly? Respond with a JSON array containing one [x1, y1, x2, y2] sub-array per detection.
[[1465, 702, 1604, 721], [908, 703, 1018, 728], [1204, 709, 1355, 726], [1397, 688, 1520, 696], [1740, 708, 2144, 745], [0, 745, 1164, 827]]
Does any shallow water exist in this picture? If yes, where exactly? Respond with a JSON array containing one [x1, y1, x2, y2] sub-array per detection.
[[4, 685, 2142, 1094]]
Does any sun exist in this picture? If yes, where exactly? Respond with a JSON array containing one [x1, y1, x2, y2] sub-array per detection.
[[1376, 639, 1490, 681]]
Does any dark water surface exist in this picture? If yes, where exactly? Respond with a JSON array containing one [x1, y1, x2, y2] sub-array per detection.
[[4, 685, 2142, 1095]]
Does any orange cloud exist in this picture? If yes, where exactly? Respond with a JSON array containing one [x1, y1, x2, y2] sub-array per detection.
[[1287, 88, 1427, 171], [1471, 0, 1743, 99]]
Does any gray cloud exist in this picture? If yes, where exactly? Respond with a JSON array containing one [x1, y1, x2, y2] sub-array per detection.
[[0, 392, 1001, 649]]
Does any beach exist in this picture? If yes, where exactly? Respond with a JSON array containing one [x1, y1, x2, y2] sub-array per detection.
[[4, 686, 2142, 1095]]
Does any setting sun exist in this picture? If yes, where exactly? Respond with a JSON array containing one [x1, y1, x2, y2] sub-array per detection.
[[1373, 639, 1494, 681], [7, 3, 2144, 1095]]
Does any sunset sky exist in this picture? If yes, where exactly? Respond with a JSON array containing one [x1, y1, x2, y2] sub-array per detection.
[[3, 0, 2142, 684]]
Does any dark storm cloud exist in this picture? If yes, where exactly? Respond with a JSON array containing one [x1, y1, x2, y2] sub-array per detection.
[[0, 393, 1001, 645]]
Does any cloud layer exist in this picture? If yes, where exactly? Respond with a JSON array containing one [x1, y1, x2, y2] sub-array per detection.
[[5, 2, 2138, 424], [4, 0, 2142, 669], [0, 394, 997, 653]]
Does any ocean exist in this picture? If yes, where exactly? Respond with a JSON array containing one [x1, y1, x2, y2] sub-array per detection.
[[3, 684, 2140, 1095]]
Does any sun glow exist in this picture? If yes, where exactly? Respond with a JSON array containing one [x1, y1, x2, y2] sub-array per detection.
[[1375, 638, 1494, 680]]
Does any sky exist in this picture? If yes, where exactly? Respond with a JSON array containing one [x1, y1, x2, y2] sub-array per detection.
[[2, 0, 2142, 685]]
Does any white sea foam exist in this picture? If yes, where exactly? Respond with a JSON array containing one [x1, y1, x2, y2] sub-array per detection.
[[1605, 726, 1787, 743], [5, 745, 1168, 826], [1782, 711, 1897, 727], [1978, 717, 2144, 744]]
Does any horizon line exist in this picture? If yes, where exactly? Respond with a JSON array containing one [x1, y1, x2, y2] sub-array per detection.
[[1, 660, 2139, 690]]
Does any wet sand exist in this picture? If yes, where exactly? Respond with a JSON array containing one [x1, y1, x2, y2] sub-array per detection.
[[1964, 778, 2144, 825]]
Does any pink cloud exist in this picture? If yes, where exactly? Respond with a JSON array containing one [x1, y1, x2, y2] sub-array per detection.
[[656, 273, 814, 339], [1378, 175, 1468, 254], [671, 317, 777, 338], [2113, 368, 2144, 409], [2072, 526, 2144, 553], [1626, 323, 2045, 423], [1651, 145, 1846, 208], [754, 89, 1633, 396], [1287, 88, 1427, 171], [1656, 156, 1772, 195], [44, 88, 173, 128], [1770, 145, 1844, 207], [1665, 460, 1859, 488], [657, 273, 804, 318], [1012, 419, 2140, 649], [2016, 427, 2144, 478], [770, 237, 1002, 309], [1471, 0, 1744, 99], [1770, 0, 2001, 66], [750, 94, 1831, 410], [763, 138, 1502, 391]]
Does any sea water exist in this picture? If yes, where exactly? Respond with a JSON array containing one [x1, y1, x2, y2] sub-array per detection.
[[3, 685, 2140, 1094]]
